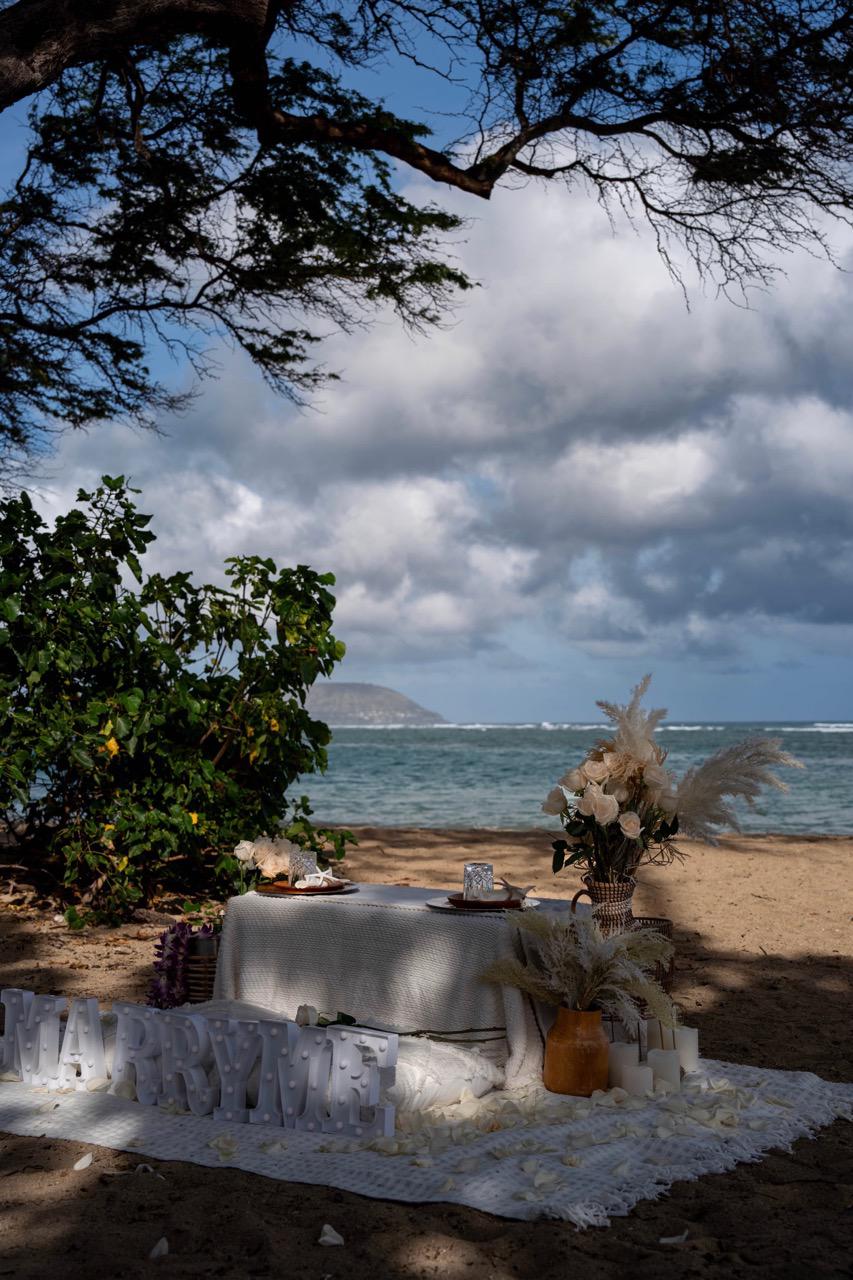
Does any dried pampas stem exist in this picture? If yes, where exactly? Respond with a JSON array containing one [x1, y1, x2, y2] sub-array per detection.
[[675, 737, 804, 842]]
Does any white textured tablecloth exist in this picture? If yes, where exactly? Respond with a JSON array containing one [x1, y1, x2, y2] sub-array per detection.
[[214, 885, 574, 1088]]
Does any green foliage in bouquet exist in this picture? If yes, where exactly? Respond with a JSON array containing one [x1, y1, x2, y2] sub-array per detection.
[[546, 676, 801, 884], [0, 476, 351, 921]]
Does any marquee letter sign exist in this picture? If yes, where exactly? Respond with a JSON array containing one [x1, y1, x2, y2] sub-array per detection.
[[0, 989, 398, 1138]]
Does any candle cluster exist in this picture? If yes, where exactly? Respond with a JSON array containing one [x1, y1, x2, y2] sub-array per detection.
[[607, 1020, 700, 1096]]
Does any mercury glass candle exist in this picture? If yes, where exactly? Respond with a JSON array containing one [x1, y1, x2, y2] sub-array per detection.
[[607, 1041, 638, 1089], [675, 1026, 700, 1073], [463, 862, 494, 900], [288, 847, 318, 884], [647, 1048, 682, 1090]]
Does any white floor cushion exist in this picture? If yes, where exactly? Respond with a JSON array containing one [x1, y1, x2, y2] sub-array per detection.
[[386, 1037, 504, 1111]]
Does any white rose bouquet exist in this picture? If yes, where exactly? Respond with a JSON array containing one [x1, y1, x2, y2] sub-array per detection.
[[545, 675, 801, 884]]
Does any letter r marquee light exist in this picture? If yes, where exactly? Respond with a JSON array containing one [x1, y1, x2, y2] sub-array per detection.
[[0, 988, 399, 1139]]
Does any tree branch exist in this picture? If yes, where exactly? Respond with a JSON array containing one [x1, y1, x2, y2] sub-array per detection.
[[0, 0, 275, 110]]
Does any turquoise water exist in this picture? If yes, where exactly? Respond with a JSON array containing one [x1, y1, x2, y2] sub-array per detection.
[[298, 722, 853, 833]]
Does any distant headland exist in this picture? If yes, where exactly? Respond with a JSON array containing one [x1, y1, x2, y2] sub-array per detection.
[[305, 682, 445, 727]]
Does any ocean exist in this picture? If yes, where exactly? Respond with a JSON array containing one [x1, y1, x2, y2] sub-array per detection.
[[298, 722, 853, 833]]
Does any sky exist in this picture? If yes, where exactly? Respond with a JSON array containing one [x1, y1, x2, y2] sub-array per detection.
[[6, 56, 853, 724]]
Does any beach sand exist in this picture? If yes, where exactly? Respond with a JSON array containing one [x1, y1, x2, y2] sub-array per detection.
[[1, 829, 851, 1278]]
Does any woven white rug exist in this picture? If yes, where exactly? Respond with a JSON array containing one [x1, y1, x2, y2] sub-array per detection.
[[2, 1062, 851, 1225]]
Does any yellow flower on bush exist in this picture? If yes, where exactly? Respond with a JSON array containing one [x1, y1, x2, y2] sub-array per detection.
[[105, 737, 120, 757], [103, 823, 115, 832], [189, 812, 199, 825], [268, 718, 279, 732]]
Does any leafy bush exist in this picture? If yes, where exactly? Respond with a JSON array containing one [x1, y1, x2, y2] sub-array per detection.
[[0, 476, 350, 920]]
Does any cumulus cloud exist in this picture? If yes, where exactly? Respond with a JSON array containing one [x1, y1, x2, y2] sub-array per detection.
[[31, 176, 853, 702]]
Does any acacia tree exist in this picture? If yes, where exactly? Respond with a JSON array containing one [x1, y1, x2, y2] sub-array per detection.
[[1, 1, 853, 478]]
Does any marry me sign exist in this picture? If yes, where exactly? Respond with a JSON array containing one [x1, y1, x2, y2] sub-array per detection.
[[0, 988, 399, 1138]]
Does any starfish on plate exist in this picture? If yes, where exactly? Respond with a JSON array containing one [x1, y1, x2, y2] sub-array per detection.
[[498, 877, 535, 901]]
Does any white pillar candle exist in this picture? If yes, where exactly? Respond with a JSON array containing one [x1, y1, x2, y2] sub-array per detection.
[[675, 1026, 700, 1073], [621, 1063, 654, 1097], [647, 1048, 681, 1090], [607, 1041, 638, 1089], [643, 1019, 663, 1052]]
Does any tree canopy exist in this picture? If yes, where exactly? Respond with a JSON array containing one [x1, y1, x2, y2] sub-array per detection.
[[0, 474, 351, 920], [1, 1, 853, 478]]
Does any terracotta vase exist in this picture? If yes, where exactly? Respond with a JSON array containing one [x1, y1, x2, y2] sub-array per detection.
[[571, 875, 637, 935], [543, 1007, 609, 1096]]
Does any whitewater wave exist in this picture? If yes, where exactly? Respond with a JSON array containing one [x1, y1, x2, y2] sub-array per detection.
[[660, 724, 725, 731], [774, 723, 853, 733]]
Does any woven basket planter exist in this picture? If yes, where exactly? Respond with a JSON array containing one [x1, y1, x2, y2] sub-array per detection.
[[184, 932, 220, 1004], [571, 876, 637, 936], [185, 954, 218, 1004]]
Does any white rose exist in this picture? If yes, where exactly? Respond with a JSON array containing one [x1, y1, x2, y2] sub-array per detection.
[[608, 782, 630, 803], [576, 782, 597, 817], [233, 840, 257, 867], [590, 789, 619, 826], [618, 811, 643, 839], [558, 767, 586, 792], [579, 782, 618, 825], [643, 761, 669, 789], [541, 785, 567, 816], [582, 757, 609, 783]]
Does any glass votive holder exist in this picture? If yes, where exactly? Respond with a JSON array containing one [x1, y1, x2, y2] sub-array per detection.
[[288, 847, 319, 884], [463, 861, 494, 900]]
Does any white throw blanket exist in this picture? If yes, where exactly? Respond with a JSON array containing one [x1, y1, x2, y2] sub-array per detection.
[[213, 886, 554, 1087], [1, 1061, 850, 1225]]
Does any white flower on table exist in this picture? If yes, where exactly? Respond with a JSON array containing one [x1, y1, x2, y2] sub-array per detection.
[[233, 840, 258, 868], [558, 767, 586, 792]]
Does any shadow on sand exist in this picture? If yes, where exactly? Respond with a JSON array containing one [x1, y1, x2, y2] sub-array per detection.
[[0, 857, 851, 1279]]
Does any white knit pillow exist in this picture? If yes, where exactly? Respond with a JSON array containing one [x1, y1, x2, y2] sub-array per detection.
[[384, 1037, 504, 1111]]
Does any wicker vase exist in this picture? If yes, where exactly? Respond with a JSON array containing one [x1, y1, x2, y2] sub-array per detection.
[[184, 932, 220, 1004], [543, 1007, 609, 1096], [571, 875, 637, 935]]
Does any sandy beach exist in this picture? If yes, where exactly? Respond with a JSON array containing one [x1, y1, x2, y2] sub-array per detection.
[[1, 828, 851, 1278]]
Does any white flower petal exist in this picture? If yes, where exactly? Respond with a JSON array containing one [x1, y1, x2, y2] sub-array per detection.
[[73, 1152, 93, 1171], [148, 1237, 169, 1259], [318, 1224, 344, 1247], [110, 1081, 136, 1100]]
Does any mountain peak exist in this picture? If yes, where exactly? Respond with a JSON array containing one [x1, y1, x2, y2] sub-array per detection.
[[305, 682, 445, 727]]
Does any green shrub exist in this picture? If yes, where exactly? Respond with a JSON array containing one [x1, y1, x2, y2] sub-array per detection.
[[0, 476, 351, 920]]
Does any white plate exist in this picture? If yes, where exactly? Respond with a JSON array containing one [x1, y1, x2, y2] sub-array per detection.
[[425, 896, 540, 914]]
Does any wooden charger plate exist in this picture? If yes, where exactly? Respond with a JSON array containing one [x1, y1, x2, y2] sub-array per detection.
[[256, 881, 354, 897], [446, 892, 525, 910]]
